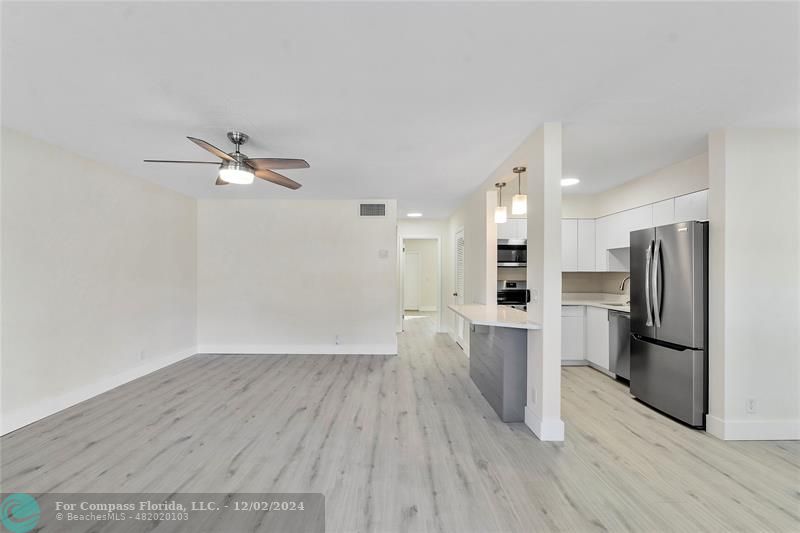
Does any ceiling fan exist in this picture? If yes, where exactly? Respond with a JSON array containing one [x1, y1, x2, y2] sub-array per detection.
[[144, 131, 308, 189]]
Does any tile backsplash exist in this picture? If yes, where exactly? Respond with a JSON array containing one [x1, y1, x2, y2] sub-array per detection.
[[562, 272, 630, 294]]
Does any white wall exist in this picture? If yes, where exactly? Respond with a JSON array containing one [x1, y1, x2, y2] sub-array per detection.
[[562, 153, 708, 219], [442, 188, 496, 346], [197, 199, 397, 355], [1, 129, 197, 434], [707, 128, 800, 440]]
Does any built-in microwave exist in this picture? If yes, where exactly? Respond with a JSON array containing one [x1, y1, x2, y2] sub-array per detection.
[[497, 239, 527, 267]]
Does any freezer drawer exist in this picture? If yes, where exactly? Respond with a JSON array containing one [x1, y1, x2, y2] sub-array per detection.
[[630, 336, 706, 427]]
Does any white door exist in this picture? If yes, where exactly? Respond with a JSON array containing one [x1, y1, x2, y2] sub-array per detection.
[[454, 229, 466, 348], [403, 251, 421, 311]]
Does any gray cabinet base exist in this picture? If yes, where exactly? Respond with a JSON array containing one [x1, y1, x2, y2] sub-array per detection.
[[469, 324, 527, 422]]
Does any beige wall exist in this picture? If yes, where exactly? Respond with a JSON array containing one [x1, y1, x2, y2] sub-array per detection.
[[562, 272, 630, 294], [562, 153, 708, 219], [197, 199, 398, 355], [1, 129, 197, 434], [707, 128, 799, 441], [404, 239, 439, 311]]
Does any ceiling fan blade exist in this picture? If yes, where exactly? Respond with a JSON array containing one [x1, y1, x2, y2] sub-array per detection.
[[187, 137, 235, 162], [254, 169, 302, 190], [244, 158, 310, 170], [144, 159, 221, 164], [215, 177, 229, 186]]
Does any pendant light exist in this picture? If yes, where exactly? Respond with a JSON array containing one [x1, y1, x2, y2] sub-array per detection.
[[511, 166, 527, 215], [494, 182, 508, 224]]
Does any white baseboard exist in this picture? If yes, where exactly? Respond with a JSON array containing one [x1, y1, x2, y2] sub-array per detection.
[[1, 347, 196, 436], [196, 343, 398, 356], [706, 414, 799, 441], [560, 359, 588, 366], [524, 406, 565, 441]]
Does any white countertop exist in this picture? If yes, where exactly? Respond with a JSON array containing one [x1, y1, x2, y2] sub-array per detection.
[[448, 304, 542, 330], [561, 293, 630, 313]]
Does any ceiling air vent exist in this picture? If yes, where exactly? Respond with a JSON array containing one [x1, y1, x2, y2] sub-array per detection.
[[359, 203, 386, 217]]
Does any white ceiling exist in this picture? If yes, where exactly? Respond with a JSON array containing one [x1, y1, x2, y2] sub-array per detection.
[[2, 2, 797, 218]]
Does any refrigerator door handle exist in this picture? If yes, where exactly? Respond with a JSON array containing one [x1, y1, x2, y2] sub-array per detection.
[[645, 240, 654, 327], [653, 238, 662, 328]]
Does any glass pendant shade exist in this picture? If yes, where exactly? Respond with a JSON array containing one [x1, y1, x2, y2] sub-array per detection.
[[494, 206, 508, 224], [511, 194, 527, 215]]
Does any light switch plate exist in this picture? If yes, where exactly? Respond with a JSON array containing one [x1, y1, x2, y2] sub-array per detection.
[[378, 249, 389, 259]]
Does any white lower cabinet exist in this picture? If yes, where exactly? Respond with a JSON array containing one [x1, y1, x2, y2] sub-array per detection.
[[585, 307, 610, 371], [561, 306, 585, 361]]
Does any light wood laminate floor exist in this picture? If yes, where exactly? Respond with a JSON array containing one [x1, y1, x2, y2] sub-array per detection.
[[2, 315, 798, 532]]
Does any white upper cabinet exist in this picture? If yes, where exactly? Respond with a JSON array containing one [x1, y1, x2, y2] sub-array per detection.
[[561, 219, 578, 271], [516, 218, 528, 239], [594, 217, 609, 272], [564, 188, 707, 273], [674, 190, 708, 222], [561, 219, 595, 272], [577, 219, 596, 271], [605, 205, 653, 250], [652, 198, 675, 227], [497, 220, 513, 240], [498, 218, 527, 240]]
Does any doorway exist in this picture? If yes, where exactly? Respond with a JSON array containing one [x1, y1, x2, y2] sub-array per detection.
[[454, 228, 465, 348], [401, 238, 441, 330]]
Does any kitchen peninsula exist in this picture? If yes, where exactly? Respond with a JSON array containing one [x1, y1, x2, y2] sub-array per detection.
[[448, 304, 541, 422]]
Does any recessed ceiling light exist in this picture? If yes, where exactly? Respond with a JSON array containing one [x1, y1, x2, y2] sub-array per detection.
[[407, 212, 423, 217], [561, 177, 580, 187]]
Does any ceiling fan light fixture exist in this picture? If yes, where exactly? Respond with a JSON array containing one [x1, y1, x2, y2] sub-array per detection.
[[218, 161, 254, 184]]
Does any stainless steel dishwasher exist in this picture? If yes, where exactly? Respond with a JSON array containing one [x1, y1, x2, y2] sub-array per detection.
[[609, 310, 631, 380]]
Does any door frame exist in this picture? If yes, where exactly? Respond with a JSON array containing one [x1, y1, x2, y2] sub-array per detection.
[[454, 227, 465, 348], [397, 235, 443, 332]]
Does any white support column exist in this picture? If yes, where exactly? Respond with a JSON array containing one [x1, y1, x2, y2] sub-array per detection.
[[525, 123, 565, 441], [485, 190, 498, 307]]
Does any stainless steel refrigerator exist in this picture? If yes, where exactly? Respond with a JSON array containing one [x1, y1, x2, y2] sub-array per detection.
[[629, 221, 708, 427]]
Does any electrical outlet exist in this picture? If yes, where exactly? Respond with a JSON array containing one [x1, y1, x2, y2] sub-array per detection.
[[335, 334, 340, 345], [746, 398, 757, 414], [530, 288, 539, 304]]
